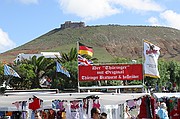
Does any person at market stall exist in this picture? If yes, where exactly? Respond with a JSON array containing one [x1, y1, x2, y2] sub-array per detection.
[[170, 105, 180, 119], [35, 111, 42, 119], [101, 112, 107, 118], [100, 115, 107, 119], [99, 112, 107, 119], [48, 109, 56, 119], [91, 107, 101, 119], [157, 102, 169, 119], [155, 101, 161, 118]]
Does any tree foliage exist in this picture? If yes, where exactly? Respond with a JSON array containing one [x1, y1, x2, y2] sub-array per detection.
[[0, 48, 180, 92]]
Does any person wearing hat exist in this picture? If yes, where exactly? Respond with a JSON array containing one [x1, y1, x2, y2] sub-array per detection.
[[157, 102, 169, 119]]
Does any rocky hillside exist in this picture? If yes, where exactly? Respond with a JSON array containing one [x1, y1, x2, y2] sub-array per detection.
[[1, 24, 180, 63]]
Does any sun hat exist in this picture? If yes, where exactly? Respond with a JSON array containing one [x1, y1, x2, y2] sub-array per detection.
[[160, 102, 167, 109]]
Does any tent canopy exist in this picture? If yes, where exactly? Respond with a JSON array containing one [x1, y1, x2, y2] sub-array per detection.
[[153, 92, 180, 99], [0, 92, 149, 111]]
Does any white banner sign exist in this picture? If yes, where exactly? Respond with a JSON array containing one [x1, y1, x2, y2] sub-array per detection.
[[144, 40, 160, 78]]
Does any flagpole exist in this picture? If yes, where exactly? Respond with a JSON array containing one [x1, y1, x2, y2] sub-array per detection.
[[4, 64, 21, 89], [55, 60, 58, 90], [77, 41, 80, 93], [142, 39, 145, 91], [5, 75, 13, 89]]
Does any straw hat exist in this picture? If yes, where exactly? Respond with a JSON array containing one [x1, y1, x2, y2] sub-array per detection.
[[160, 102, 167, 109]]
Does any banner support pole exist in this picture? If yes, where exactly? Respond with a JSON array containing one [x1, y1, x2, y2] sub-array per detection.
[[77, 41, 80, 93], [142, 39, 145, 92]]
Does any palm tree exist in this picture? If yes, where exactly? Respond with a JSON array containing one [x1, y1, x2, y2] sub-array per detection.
[[55, 48, 78, 89], [27, 56, 54, 88], [58, 48, 78, 63]]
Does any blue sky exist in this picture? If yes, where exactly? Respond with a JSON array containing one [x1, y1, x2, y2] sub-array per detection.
[[0, 0, 180, 53]]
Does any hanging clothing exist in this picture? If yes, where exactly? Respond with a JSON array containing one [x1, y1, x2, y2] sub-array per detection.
[[101, 105, 119, 119], [70, 100, 80, 119], [29, 97, 41, 111], [138, 96, 153, 118], [151, 97, 156, 119], [93, 99, 100, 109]]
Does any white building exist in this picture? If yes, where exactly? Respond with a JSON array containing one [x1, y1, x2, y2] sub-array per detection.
[[14, 52, 61, 63]]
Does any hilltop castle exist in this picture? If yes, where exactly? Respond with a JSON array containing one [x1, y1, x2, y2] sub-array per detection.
[[60, 21, 85, 29]]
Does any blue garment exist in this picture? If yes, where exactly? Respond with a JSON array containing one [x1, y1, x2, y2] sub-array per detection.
[[31, 111, 35, 119], [157, 108, 169, 119], [0, 111, 5, 117]]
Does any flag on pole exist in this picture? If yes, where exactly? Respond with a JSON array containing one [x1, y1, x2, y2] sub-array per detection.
[[4, 64, 21, 78], [144, 40, 160, 78], [56, 61, 70, 77], [78, 42, 93, 57], [78, 55, 93, 66]]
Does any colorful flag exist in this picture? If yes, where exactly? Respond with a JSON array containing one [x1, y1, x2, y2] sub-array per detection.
[[144, 40, 160, 78], [78, 55, 93, 66], [78, 42, 93, 57], [56, 61, 70, 77], [4, 64, 21, 78]]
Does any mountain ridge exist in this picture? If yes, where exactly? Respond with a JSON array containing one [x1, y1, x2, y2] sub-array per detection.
[[1, 24, 180, 63]]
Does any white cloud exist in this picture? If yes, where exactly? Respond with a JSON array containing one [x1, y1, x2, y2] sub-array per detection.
[[0, 28, 16, 53], [147, 17, 160, 26], [110, 0, 163, 12], [160, 10, 180, 29], [58, 0, 163, 21], [17, 0, 39, 4], [58, 0, 121, 21]]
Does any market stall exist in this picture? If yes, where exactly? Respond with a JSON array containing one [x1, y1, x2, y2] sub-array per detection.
[[0, 92, 150, 119]]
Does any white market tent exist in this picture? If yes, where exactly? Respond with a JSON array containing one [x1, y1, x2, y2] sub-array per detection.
[[0, 95, 30, 111], [153, 92, 180, 99], [0, 92, 149, 111]]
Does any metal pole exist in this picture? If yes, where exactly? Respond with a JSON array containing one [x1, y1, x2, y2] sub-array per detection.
[[77, 41, 80, 93], [142, 39, 145, 86], [5, 75, 12, 89]]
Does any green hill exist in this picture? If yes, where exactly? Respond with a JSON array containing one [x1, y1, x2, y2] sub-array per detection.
[[1, 24, 180, 63]]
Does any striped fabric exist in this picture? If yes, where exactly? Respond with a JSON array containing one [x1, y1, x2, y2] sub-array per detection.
[[78, 55, 93, 66], [4, 64, 21, 78], [78, 42, 93, 57]]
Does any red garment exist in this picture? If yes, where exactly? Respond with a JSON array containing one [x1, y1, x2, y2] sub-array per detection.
[[138, 96, 154, 118], [83, 99, 87, 109], [170, 109, 180, 119], [70, 101, 79, 109], [29, 98, 41, 111], [138, 97, 147, 118], [93, 99, 100, 109], [178, 99, 180, 110], [151, 98, 156, 119]]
